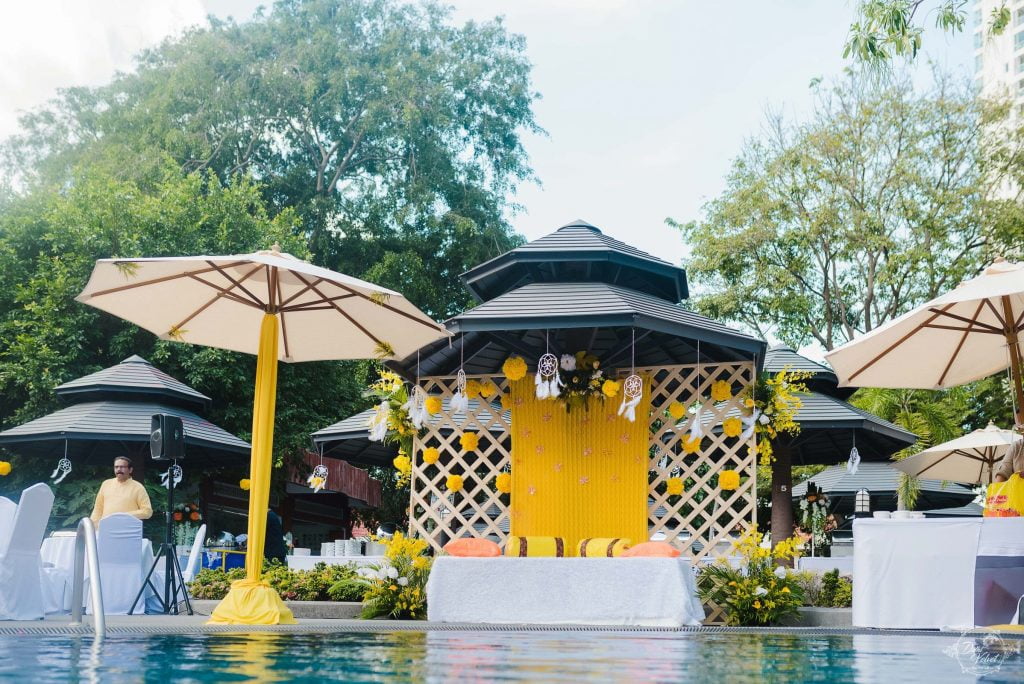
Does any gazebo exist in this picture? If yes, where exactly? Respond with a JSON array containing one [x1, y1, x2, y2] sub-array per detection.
[[322, 220, 768, 592]]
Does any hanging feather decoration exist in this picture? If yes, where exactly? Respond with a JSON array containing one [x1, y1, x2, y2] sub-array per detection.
[[847, 445, 861, 475], [50, 457, 72, 484], [536, 353, 559, 400], [617, 374, 643, 422], [403, 385, 429, 430], [451, 369, 469, 414]]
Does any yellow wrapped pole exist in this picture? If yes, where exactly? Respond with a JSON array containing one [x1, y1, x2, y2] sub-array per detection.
[[209, 312, 295, 624]]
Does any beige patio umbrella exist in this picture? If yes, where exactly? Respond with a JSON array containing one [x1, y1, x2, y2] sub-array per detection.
[[76, 246, 449, 624], [893, 423, 1020, 485], [826, 258, 1024, 425]]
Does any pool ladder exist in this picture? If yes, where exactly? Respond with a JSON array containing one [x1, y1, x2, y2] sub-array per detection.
[[69, 517, 106, 638]]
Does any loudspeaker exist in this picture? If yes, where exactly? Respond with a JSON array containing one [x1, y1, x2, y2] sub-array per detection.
[[150, 414, 185, 461]]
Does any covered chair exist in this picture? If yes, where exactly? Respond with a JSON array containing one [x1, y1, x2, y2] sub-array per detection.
[[0, 497, 16, 554], [90, 513, 147, 615], [0, 483, 54, 620]]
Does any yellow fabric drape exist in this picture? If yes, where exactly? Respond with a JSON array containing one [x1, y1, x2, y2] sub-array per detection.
[[509, 378, 649, 555], [210, 313, 296, 625]]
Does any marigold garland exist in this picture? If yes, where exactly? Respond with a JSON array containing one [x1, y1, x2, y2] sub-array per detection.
[[500, 394, 512, 410], [722, 417, 743, 438], [710, 380, 733, 402], [666, 477, 684, 496], [481, 381, 499, 397], [495, 472, 512, 493], [425, 396, 442, 415], [601, 379, 620, 398], [239, 478, 250, 490], [682, 435, 702, 454], [460, 432, 479, 452], [464, 379, 482, 399], [393, 453, 412, 486], [446, 474, 464, 492], [502, 356, 527, 381], [668, 401, 685, 420], [0, 461, 10, 476], [719, 470, 740, 491], [422, 447, 440, 465]]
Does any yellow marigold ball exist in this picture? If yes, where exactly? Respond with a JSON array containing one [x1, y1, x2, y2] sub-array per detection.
[[666, 477, 684, 496], [722, 417, 743, 438], [711, 380, 733, 402], [464, 379, 482, 398], [719, 470, 740, 491], [460, 432, 479, 452], [500, 394, 512, 410], [446, 474, 464, 492], [422, 447, 440, 465], [0, 461, 10, 476], [502, 356, 527, 381], [239, 478, 250, 491], [682, 435, 702, 454], [425, 396, 442, 415], [668, 401, 685, 420], [495, 472, 512, 493], [601, 379, 621, 398], [393, 454, 412, 474], [481, 381, 499, 397]]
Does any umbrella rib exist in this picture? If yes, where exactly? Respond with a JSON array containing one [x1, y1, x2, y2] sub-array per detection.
[[281, 293, 359, 312], [925, 307, 1002, 333], [985, 297, 1008, 327], [938, 300, 986, 386], [848, 304, 955, 382], [206, 261, 266, 309], [320, 278, 446, 334], [187, 273, 264, 309], [289, 271, 386, 349], [278, 277, 324, 308], [922, 324, 1003, 334], [169, 264, 267, 334], [84, 260, 251, 298]]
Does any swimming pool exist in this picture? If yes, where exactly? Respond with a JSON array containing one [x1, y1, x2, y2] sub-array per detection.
[[0, 629, 1021, 682]]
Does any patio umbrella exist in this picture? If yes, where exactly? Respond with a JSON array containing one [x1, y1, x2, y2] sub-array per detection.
[[76, 246, 448, 624], [825, 258, 1024, 424], [892, 422, 1020, 485]]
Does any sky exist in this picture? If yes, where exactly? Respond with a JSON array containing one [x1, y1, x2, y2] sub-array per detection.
[[0, 0, 974, 352]]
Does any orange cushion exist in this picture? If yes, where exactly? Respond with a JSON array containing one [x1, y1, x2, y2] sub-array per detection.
[[444, 538, 501, 557], [620, 541, 681, 558]]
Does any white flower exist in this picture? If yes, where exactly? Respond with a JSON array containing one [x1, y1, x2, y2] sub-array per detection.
[[375, 568, 389, 581], [560, 354, 576, 371], [759, 414, 770, 425], [754, 586, 768, 596], [367, 400, 390, 442], [386, 566, 399, 579], [357, 568, 375, 578], [774, 565, 787, 579], [397, 577, 409, 586]]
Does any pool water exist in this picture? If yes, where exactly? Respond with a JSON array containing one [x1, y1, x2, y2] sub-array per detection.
[[1, 630, 1022, 682]]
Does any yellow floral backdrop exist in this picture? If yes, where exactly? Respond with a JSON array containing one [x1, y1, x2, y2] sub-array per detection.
[[508, 377, 649, 554]]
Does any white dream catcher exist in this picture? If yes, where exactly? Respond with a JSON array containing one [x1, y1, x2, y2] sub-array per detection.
[[847, 432, 861, 475], [160, 463, 183, 488], [535, 331, 563, 399], [451, 336, 470, 414], [308, 446, 329, 493], [402, 353, 429, 429], [618, 329, 642, 422], [740, 359, 762, 442], [677, 340, 705, 441], [50, 441, 72, 484]]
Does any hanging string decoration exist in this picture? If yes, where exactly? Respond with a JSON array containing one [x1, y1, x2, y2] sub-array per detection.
[[847, 436, 861, 475], [51, 443, 72, 484], [677, 341, 705, 442], [451, 368, 470, 414], [308, 463, 329, 493], [160, 464, 183, 488], [402, 385, 430, 430], [535, 352, 561, 399], [617, 329, 642, 422]]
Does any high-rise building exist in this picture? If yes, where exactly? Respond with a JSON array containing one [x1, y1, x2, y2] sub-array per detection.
[[974, 0, 1024, 102]]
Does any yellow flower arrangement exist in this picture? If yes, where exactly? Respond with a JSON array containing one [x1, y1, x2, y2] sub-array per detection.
[[481, 381, 499, 397], [359, 531, 432, 620], [668, 401, 685, 420], [0, 461, 11, 476], [710, 380, 733, 402], [719, 469, 740, 491], [502, 355, 528, 381], [740, 368, 812, 465], [495, 472, 512, 493], [460, 432, 479, 453], [464, 379, 482, 398], [421, 447, 440, 465], [239, 478, 251, 490], [393, 453, 412, 487], [601, 379, 620, 398], [682, 435, 702, 454], [722, 417, 742, 438], [446, 474, 464, 492], [425, 396, 442, 415], [666, 477, 684, 496]]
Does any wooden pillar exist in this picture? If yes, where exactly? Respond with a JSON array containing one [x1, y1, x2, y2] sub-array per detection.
[[770, 441, 794, 565], [200, 476, 212, 523], [280, 493, 295, 533]]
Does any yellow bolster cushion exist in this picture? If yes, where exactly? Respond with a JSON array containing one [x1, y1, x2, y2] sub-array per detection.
[[505, 535, 565, 557], [577, 538, 632, 558]]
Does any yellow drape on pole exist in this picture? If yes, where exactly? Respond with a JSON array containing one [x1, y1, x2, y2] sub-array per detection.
[[509, 378, 649, 554], [209, 313, 296, 624]]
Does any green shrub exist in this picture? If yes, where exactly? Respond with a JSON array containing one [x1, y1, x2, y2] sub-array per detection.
[[791, 569, 852, 608], [820, 569, 840, 606], [831, 576, 853, 607], [187, 563, 366, 602]]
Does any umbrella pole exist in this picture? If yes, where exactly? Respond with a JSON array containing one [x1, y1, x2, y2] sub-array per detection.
[[1001, 296, 1024, 427], [209, 312, 295, 625]]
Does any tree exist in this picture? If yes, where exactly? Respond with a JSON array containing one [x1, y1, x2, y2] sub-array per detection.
[[673, 72, 1023, 352], [845, 1, 1009, 65]]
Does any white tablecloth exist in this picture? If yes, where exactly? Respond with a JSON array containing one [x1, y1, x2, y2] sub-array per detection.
[[426, 557, 705, 627], [853, 518, 1024, 629], [286, 555, 385, 571], [797, 556, 854, 575]]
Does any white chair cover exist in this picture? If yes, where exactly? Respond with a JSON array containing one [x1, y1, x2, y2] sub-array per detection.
[[0, 497, 16, 556], [0, 484, 54, 620], [91, 513, 144, 615]]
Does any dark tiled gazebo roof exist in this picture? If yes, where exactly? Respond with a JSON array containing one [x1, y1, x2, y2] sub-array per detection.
[[55, 354, 210, 410]]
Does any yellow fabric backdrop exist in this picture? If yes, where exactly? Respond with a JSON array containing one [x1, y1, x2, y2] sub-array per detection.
[[509, 378, 649, 555]]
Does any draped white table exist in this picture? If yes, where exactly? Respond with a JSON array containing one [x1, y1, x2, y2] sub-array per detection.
[[797, 556, 854, 575], [853, 518, 1024, 629], [427, 557, 705, 627]]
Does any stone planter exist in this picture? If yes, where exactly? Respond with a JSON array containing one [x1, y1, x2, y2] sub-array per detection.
[[186, 600, 363, 619], [783, 606, 852, 628]]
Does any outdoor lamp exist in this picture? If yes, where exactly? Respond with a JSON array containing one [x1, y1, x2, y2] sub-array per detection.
[[855, 488, 871, 518]]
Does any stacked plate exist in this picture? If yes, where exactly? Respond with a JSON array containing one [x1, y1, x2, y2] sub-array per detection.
[[320, 542, 336, 557]]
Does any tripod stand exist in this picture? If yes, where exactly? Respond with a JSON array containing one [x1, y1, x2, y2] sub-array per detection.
[[129, 461, 193, 615]]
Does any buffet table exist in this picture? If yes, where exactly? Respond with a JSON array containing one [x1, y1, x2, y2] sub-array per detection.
[[426, 557, 705, 627], [853, 518, 1024, 629]]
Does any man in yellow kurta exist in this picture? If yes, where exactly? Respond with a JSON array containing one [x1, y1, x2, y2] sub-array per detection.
[[90, 456, 153, 524]]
